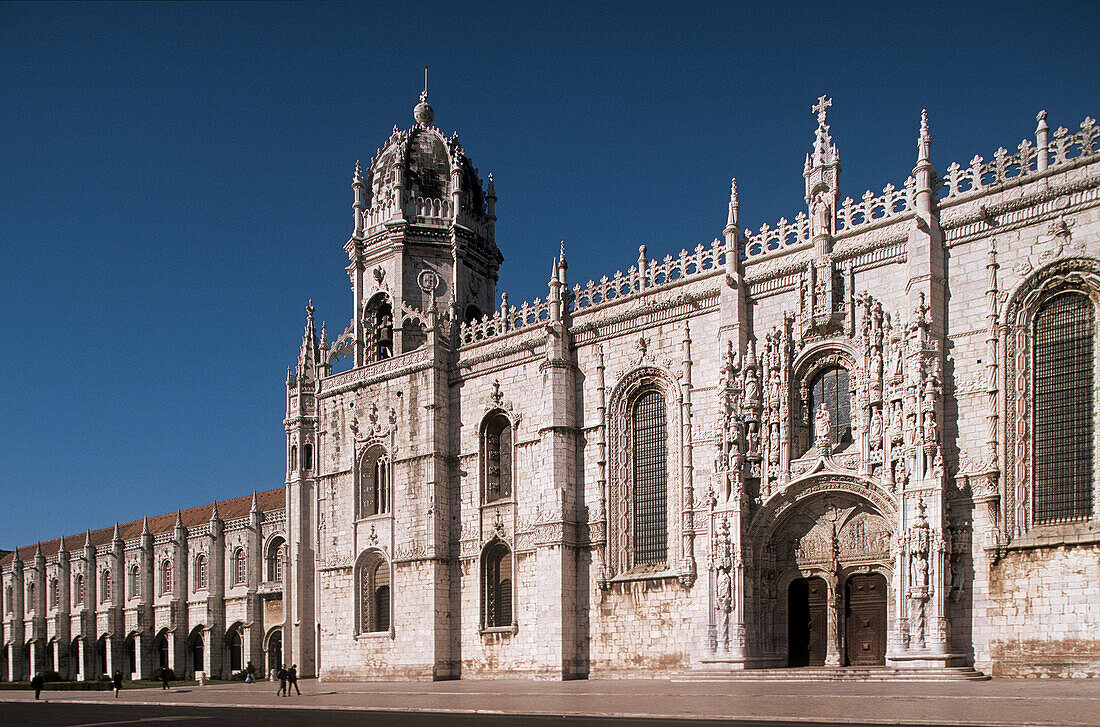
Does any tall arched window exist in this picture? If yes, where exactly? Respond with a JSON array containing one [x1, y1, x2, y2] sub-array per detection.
[[267, 537, 285, 582], [303, 443, 313, 471], [4, 585, 11, 612], [194, 555, 208, 591], [75, 574, 84, 604], [809, 366, 852, 448], [129, 565, 140, 600], [482, 541, 513, 629], [1034, 292, 1094, 524], [358, 446, 390, 518], [234, 548, 247, 586], [289, 445, 298, 472], [632, 390, 668, 565], [49, 579, 58, 609], [26, 581, 35, 611], [161, 560, 173, 594], [482, 413, 513, 503], [101, 570, 111, 602], [356, 552, 391, 634]]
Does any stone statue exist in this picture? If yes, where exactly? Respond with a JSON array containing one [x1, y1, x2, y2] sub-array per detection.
[[815, 404, 832, 451], [922, 411, 936, 443], [715, 568, 733, 651], [812, 194, 830, 237], [769, 369, 782, 407], [744, 368, 759, 406], [869, 408, 883, 449]]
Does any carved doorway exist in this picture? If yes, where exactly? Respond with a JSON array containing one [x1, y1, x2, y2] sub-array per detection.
[[788, 577, 827, 667], [844, 573, 887, 666]]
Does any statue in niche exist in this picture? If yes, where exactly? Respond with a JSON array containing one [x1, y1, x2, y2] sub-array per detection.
[[922, 411, 936, 443], [811, 193, 831, 237], [869, 408, 883, 449], [769, 426, 780, 464], [769, 369, 782, 408], [744, 367, 759, 407]]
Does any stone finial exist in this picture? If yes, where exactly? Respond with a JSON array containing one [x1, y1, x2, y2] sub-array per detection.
[[918, 109, 931, 163], [414, 68, 434, 127], [320, 321, 329, 348], [353, 159, 364, 184], [558, 240, 567, 269], [306, 299, 315, 322], [112, 522, 121, 542], [34, 541, 42, 558], [175, 510, 183, 529], [250, 490, 259, 513], [727, 177, 740, 229], [141, 516, 149, 535], [84, 530, 92, 548], [486, 172, 495, 197], [210, 500, 219, 522]]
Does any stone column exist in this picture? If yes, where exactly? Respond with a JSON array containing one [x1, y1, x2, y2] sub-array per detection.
[[824, 574, 841, 666], [134, 632, 155, 679]]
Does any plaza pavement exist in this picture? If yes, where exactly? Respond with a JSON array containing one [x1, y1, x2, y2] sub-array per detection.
[[2, 677, 1099, 726]]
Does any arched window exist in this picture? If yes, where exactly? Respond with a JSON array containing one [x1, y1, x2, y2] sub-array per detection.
[[482, 413, 513, 503], [303, 443, 313, 471], [194, 555, 208, 591], [161, 560, 173, 594], [129, 565, 139, 600], [101, 570, 111, 602], [809, 366, 851, 448], [5, 585, 12, 612], [364, 294, 394, 362], [49, 578, 58, 609], [289, 445, 298, 472], [234, 548, 247, 586], [358, 446, 390, 518], [1034, 292, 1094, 524], [356, 551, 391, 634], [75, 574, 84, 604], [482, 541, 513, 629], [632, 390, 668, 565], [267, 537, 285, 582], [27, 581, 35, 610]]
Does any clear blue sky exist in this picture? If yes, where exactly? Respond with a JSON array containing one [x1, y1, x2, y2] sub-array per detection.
[[1, 1, 1097, 548]]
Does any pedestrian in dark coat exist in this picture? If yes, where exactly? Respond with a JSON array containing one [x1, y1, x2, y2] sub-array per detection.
[[112, 670, 123, 697], [30, 673, 44, 700], [288, 664, 300, 695], [276, 664, 287, 696], [244, 660, 255, 684]]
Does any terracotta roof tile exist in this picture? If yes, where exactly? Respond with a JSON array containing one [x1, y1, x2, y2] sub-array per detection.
[[0, 487, 285, 566]]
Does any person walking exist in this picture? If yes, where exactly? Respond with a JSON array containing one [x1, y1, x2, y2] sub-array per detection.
[[30, 672, 44, 701], [112, 670, 123, 697], [288, 664, 300, 696], [161, 669, 171, 690], [276, 664, 287, 697], [244, 660, 255, 684]]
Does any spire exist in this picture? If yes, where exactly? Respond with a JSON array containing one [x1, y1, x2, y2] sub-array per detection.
[[250, 490, 259, 513], [112, 522, 121, 542], [84, 530, 92, 548], [353, 159, 364, 184], [559, 240, 567, 269], [414, 67, 434, 126], [141, 516, 149, 536], [58, 537, 66, 555], [175, 509, 183, 529], [297, 299, 322, 383], [210, 500, 219, 521], [811, 94, 838, 166], [34, 541, 42, 558]]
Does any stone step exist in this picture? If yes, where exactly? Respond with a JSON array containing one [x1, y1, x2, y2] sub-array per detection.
[[677, 666, 990, 682]]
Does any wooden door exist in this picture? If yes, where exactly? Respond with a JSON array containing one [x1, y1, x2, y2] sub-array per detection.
[[845, 573, 887, 666], [788, 577, 828, 667]]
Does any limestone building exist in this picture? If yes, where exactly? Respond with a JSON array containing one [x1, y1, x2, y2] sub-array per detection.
[[4, 94, 1100, 681]]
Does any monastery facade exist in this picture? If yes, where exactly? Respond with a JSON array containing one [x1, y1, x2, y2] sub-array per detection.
[[4, 94, 1100, 681]]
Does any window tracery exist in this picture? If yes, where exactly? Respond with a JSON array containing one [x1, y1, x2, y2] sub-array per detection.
[[482, 412, 513, 504], [355, 550, 391, 634], [358, 445, 391, 518], [481, 540, 513, 629], [1003, 259, 1100, 537]]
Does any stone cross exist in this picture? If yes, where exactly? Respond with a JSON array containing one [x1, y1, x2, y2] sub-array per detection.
[[813, 95, 832, 125]]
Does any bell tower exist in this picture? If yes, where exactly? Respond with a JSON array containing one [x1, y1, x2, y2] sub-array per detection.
[[343, 91, 502, 366]]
